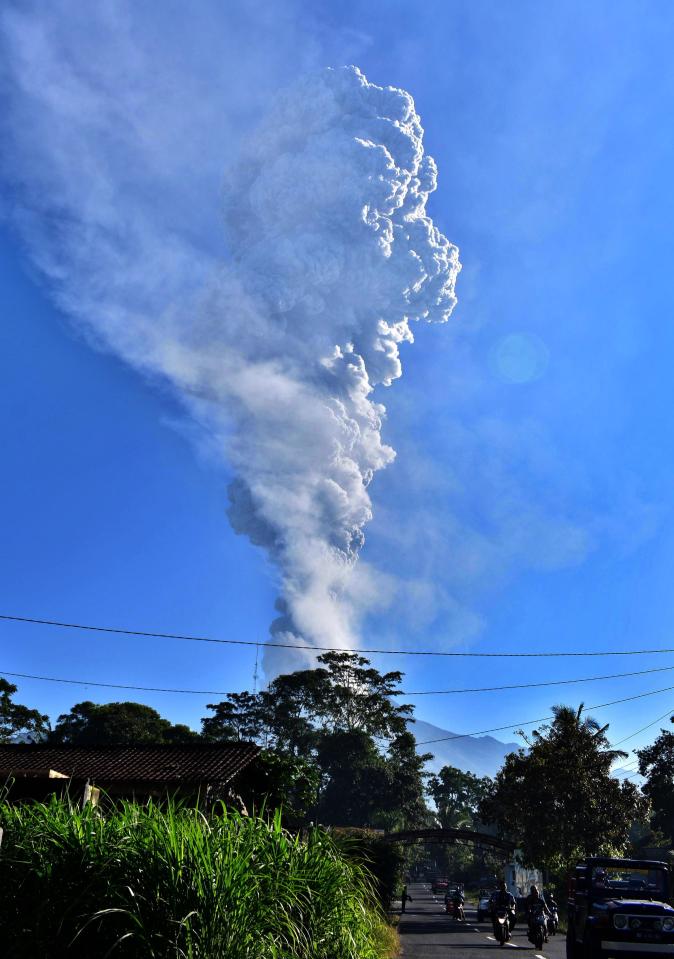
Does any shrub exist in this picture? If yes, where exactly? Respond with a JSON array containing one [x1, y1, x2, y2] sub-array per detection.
[[0, 796, 392, 958]]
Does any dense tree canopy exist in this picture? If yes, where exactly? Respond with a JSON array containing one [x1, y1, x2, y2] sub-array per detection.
[[203, 652, 428, 828], [636, 716, 674, 843], [0, 678, 49, 743], [50, 701, 200, 745], [479, 704, 648, 872], [428, 765, 492, 829]]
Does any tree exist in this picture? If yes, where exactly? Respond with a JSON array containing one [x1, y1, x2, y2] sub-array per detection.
[[315, 728, 389, 826], [382, 731, 433, 830], [428, 765, 492, 829], [237, 750, 320, 827], [636, 716, 674, 843], [202, 652, 427, 828], [479, 704, 648, 872], [0, 678, 49, 742], [308, 652, 412, 738], [202, 691, 263, 743], [50, 701, 200, 745]]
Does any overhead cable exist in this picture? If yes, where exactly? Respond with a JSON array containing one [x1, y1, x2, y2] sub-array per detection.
[[4, 663, 674, 700], [0, 670, 230, 696], [405, 663, 674, 696], [4, 613, 674, 659], [414, 682, 674, 744], [610, 706, 674, 747]]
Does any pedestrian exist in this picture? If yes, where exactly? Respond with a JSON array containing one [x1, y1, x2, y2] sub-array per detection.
[[401, 884, 413, 913]]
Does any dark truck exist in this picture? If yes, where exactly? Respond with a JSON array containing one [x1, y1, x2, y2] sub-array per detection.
[[567, 857, 674, 959]]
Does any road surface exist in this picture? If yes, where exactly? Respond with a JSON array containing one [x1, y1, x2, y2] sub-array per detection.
[[399, 883, 565, 959]]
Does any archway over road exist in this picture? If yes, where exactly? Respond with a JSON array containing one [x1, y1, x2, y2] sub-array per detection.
[[382, 827, 515, 854]]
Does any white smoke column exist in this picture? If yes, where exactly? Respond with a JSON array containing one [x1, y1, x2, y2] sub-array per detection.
[[2, 51, 460, 672], [205, 66, 461, 670]]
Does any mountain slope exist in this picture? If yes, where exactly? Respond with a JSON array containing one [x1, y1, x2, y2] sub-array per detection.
[[411, 719, 519, 778]]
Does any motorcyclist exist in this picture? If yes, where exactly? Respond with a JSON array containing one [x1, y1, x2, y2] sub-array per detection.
[[545, 891, 558, 912], [526, 885, 550, 943], [491, 880, 516, 940], [545, 891, 559, 933], [452, 887, 465, 921]]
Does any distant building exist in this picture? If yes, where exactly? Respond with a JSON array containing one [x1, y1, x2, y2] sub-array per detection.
[[0, 742, 260, 808]]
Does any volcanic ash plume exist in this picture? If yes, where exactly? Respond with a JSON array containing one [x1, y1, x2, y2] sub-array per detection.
[[2, 51, 460, 673], [193, 66, 461, 670]]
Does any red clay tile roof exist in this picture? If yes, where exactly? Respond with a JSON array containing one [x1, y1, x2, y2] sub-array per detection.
[[0, 742, 259, 784]]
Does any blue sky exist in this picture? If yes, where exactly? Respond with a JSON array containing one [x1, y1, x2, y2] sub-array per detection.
[[2, 0, 674, 768]]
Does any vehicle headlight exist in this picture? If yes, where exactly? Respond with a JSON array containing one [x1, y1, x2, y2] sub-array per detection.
[[662, 918, 674, 933], [630, 918, 642, 930], [613, 915, 628, 930]]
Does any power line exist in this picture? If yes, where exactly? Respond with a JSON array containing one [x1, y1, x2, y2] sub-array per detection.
[[3, 672, 672, 755], [5, 662, 674, 701], [0, 670, 230, 696], [414, 683, 674, 745], [610, 707, 674, 747], [405, 663, 674, 696], [4, 613, 674, 659]]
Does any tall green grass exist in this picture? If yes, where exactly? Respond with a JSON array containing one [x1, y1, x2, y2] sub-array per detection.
[[0, 796, 393, 958]]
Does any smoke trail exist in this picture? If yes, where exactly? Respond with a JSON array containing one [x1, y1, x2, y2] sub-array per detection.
[[1, 30, 459, 672], [181, 66, 460, 670]]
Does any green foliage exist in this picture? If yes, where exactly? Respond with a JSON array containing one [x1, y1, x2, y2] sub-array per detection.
[[0, 677, 49, 742], [379, 731, 433, 831], [0, 796, 393, 959], [636, 715, 674, 844], [332, 831, 406, 911], [203, 652, 428, 829], [49, 701, 200, 745], [201, 691, 262, 743], [480, 704, 649, 873], [204, 652, 412, 754], [238, 749, 320, 827], [316, 729, 388, 826], [428, 765, 492, 829]]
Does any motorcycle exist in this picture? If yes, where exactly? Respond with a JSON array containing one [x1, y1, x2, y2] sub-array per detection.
[[547, 904, 559, 936], [494, 907, 511, 946], [528, 902, 548, 950], [446, 899, 464, 920]]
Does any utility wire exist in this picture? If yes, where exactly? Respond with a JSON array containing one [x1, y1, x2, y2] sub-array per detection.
[[7, 669, 673, 736], [4, 613, 674, 659], [4, 663, 674, 701], [405, 663, 674, 696], [0, 670, 231, 696], [2, 674, 671, 757], [414, 682, 674, 744], [610, 707, 674, 747]]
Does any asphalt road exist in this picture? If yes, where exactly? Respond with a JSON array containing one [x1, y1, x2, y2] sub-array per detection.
[[399, 884, 566, 959]]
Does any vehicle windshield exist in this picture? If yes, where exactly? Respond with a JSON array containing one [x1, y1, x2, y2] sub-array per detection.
[[591, 866, 668, 899]]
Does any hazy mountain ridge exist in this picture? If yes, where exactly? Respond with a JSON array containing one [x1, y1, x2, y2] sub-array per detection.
[[411, 719, 519, 778]]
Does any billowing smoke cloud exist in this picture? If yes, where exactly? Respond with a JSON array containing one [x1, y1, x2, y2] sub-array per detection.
[[159, 67, 460, 670], [0, 4, 459, 675]]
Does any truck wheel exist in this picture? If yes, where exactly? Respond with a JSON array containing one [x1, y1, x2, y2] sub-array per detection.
[[583, 940, 601, 959], [566, 927, 580, 959]]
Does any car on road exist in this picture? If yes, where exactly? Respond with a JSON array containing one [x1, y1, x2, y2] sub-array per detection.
[[431, 877, 449, 894], [567, 857, 674, 959], [477, 889, 495, 922]]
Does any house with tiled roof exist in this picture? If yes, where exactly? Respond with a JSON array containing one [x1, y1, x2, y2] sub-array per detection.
[[0, 741, 260, 807]]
